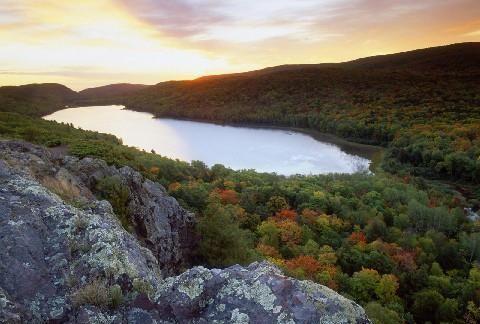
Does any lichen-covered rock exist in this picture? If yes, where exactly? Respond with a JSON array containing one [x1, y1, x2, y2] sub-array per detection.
[[0, 156, 162, 321], [63, 158, 196, 276], [0, 140, 370, 323], [153, 262, 370, 323], [0, 140, 196, 276]]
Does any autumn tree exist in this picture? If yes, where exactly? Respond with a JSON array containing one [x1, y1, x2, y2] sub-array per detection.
[[285, 255, 321, 280], [375, 274, 399, 304], [217, 189, 239, 205], [275, 209, 297, 220]]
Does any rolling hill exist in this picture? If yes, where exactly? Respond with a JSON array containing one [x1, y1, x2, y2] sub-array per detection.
[[0, 83, 77, 117]]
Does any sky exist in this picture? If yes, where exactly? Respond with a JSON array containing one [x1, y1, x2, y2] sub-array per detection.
[[1, 0, 479, 90]]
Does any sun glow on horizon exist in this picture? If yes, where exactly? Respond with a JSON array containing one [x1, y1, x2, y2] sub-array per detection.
[[0, 0, 249, 89], [1, 0, 479, 90]]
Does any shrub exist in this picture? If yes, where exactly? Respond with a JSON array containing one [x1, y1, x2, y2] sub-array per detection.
[[132, 278, 154, 299], [71, 280, 124, 309], [95, 176, 131, 230], [71, 279, 110, 308], [109, 284, 124, 308]]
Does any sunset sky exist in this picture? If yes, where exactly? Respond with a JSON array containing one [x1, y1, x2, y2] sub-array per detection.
[[1, 0, 479, 90]]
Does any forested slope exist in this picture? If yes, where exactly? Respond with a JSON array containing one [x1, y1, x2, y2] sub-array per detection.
[[0, 83, 77, 117]]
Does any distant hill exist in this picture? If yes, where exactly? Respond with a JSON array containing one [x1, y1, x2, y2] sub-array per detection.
[[194, 42, 480, 81], [77, 83, 149, 104], [343, 42, 480, 71], [0, 83, 77, 117], [0, 83, 149, 116]]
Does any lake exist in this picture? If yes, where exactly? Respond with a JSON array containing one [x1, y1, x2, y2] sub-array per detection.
[[44, 105, 375, 175]]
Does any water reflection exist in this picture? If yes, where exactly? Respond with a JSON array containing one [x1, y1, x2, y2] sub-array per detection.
[[44, 105, 371, 175]]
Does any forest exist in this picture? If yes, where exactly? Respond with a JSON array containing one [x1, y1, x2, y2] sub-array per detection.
[[0, 42, 479, 323]]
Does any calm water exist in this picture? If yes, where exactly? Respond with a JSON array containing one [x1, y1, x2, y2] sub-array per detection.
[[44, 105, 372, 175]]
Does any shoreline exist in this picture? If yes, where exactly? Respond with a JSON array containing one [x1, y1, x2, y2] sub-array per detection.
[[57, 104, 384, 171]]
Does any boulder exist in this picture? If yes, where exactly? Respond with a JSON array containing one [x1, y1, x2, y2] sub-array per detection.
[[153, 261, 371, 323]]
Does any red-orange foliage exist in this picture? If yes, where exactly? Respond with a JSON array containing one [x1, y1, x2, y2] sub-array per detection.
[[168, 182, 181, 192], [217, 189, 239, 205], [348, 232, 367, 245], [392, 251, 417, 272], [286, 256, 321, 279], [275, 209, 297, 220], [277, 220, 302, 245]]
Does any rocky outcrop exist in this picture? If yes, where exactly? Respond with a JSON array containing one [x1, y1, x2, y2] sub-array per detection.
[[0, 156, 162, 322], [153, 262, 370, 323], [0, 140, 370, 323], [61, 156, 196, 276], [0, 140, 195, 276]]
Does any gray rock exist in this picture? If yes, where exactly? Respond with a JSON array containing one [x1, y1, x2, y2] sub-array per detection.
[[153, 261, 370, 323], [0, 148, 162, 321], [0, 140, 196, 276], [62, 152, 196, 276]]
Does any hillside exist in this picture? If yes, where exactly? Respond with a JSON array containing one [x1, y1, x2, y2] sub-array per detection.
[[76, 83, 149, 105], [0, 83, 77, 117], [344, 42, 480, 71], [121, 43, 480, 130]]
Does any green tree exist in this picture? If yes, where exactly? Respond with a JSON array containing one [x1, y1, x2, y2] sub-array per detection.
[[412, 289, 444, 323], [96, 176, 131, 230], [197, 202, 257, 267], [266, 196, 289, 214], [257, 220, 281, 249], [365, 302, 402, 324], [348, 268, 381, 304]]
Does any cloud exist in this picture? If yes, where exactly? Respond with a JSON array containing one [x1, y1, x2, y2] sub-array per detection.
[[114, 0, 456, 45], [116, 0, 227, 38], [1, 0, 479, 89], [464, 29, 480, 37], [115, 0, 350, 43]]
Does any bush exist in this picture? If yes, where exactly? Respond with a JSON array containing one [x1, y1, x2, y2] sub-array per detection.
[[365, 302, 402, 324], [71, 279, 110, 308], [95, 176, 131, 230], [71, 280, 124, 309]]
